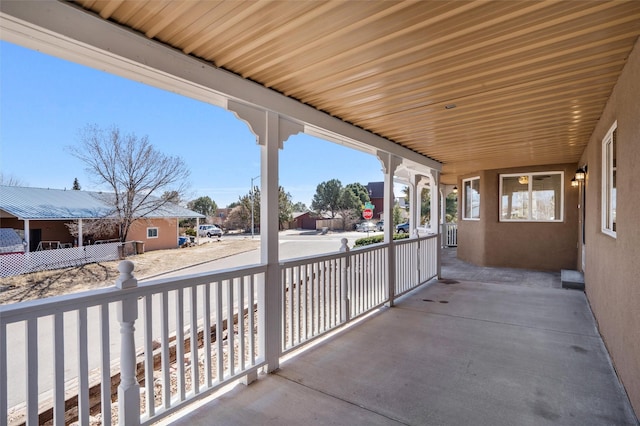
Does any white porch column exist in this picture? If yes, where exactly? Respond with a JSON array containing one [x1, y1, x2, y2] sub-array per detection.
[[378, 152, 401, 307], [77, 219, 83, 247], [416, 176, 430, 231], [430, 170, 440, 235], [408, 173, 420, 235], [413, 173, 431, 232], [228, 101, 302, 374], [23, 219, 29, 253], [431, 169, 442, 279]]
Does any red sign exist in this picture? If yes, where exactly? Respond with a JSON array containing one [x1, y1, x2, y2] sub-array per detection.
[[362, 208, 373, 220]]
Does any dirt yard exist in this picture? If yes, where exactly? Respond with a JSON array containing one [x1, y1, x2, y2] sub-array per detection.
[[0, 238, 260, 305]]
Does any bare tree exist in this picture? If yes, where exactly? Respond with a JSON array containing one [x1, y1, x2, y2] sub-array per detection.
[[70, 124, 190, 242], [65, 218, 119, 243], [0, 172, 26, 186]]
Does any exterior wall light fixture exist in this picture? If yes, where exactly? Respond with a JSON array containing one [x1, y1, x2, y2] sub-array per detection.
[[571, 178, 579, 188], [452, 186, 458, 194], [575, 167, 586, 182]]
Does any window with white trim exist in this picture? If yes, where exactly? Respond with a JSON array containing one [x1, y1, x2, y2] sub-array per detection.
[[147, 227, 159, 239], [463, 177, 480, 220], [500, 172, 564, 222], [602, 121, 617, 237]]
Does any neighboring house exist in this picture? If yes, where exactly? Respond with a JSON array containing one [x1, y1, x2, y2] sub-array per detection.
[[212, 208, 231, 228], [366, 182, 384, 220], [0, 186, 204, 252], [288, 211, 315, 230]]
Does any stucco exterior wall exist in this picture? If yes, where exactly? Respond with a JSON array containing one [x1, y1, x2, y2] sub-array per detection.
[[579, 38, 640, 417], [127, 218, 178, 251], [456, 171, 487, 266], [457, 165, 579, 271], [483, 164, 579, 271]]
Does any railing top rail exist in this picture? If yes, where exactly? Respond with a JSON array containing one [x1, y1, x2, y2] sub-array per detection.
[[280, 242, 391, 268], [0, 263, 267, 324], [394, 233, 437, 247]]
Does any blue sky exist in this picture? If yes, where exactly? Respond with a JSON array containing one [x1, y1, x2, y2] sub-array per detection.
[[0, 41, 386, 208]]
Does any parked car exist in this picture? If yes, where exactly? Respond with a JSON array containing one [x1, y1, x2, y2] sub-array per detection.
[[395, 222, 410, 233], [376, 220, 384, 231], [356, 221, 377, 232], [198, 224, 222, 238]]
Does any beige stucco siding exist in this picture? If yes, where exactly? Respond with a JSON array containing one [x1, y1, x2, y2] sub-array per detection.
[[127, 218, 178, 251], [579, 37, 640, 417], [457, 164, 579, 271]]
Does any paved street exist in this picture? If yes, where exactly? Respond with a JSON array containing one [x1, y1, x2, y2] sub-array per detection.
[[157, 229, 379, 278]]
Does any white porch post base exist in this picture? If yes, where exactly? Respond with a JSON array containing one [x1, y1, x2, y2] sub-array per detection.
[[116, 261, 140, 426]]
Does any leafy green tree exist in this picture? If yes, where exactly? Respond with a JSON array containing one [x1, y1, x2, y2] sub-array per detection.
[[238, 186, 260, 232], [72, 178, 81, 190], [292, 202, 308, 212], [311, 179, 343, 218], [279, 187, 294, 229], [446, 192, 458, 222], [393, 204, 404, 226], [234, 186, 293, 231], [188, 196, 218, 218], [337, 187, 362, 229], [420, 187, 430, 223], [345, 182, 371, 211]]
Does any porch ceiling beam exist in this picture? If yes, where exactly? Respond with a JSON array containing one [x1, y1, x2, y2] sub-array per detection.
[[0, 1, 441, 172]]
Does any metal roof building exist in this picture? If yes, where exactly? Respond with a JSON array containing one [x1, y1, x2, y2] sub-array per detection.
[[0, 186, 204, 220]]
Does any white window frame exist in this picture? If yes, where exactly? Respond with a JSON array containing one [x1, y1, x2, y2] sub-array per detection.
[[147, 227, 159, 239], [499, 171, 564, 222], [462, 176, 480, 220], [601, 121, 617, 238]]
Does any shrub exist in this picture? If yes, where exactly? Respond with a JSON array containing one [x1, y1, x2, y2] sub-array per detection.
[[185, 227, 196, 237], [354, 233, 408, 247]]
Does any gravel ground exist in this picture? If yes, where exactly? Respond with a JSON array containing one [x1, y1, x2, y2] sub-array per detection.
[[0, 238, 260, 305]]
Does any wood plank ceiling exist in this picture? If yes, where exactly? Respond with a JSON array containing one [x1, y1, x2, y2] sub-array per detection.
[[71, 0, 640, 184]]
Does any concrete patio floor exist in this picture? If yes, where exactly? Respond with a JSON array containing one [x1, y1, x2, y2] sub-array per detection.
[[163, 249, 637, 425]]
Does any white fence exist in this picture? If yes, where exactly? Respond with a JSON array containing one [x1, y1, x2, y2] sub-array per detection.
[[1, 234, 438, 425], [442, 223, 458, 247], [0, 242, 137, 278], [395, 235, 438, 297]]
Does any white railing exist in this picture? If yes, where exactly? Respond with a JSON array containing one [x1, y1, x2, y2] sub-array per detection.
[[0, 242, 139, 277], [280, 252, 346, 352], [1, 234, 440, 425], [347, 243, 388, 318], [0, 262, 266, 426], [395, 234, 438, 297], [442, 223, 458, 247], [280, 242, 389, 354]]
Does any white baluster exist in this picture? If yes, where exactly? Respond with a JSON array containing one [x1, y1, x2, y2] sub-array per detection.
[[339, 239, 350, 322], [116, 260, 140, 426]]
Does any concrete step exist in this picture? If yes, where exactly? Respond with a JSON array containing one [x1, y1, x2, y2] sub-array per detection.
[[562, 269, 585, 290]]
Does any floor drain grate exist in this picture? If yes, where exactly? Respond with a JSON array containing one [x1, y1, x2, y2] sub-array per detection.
[[439, 279, 460, 285]]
